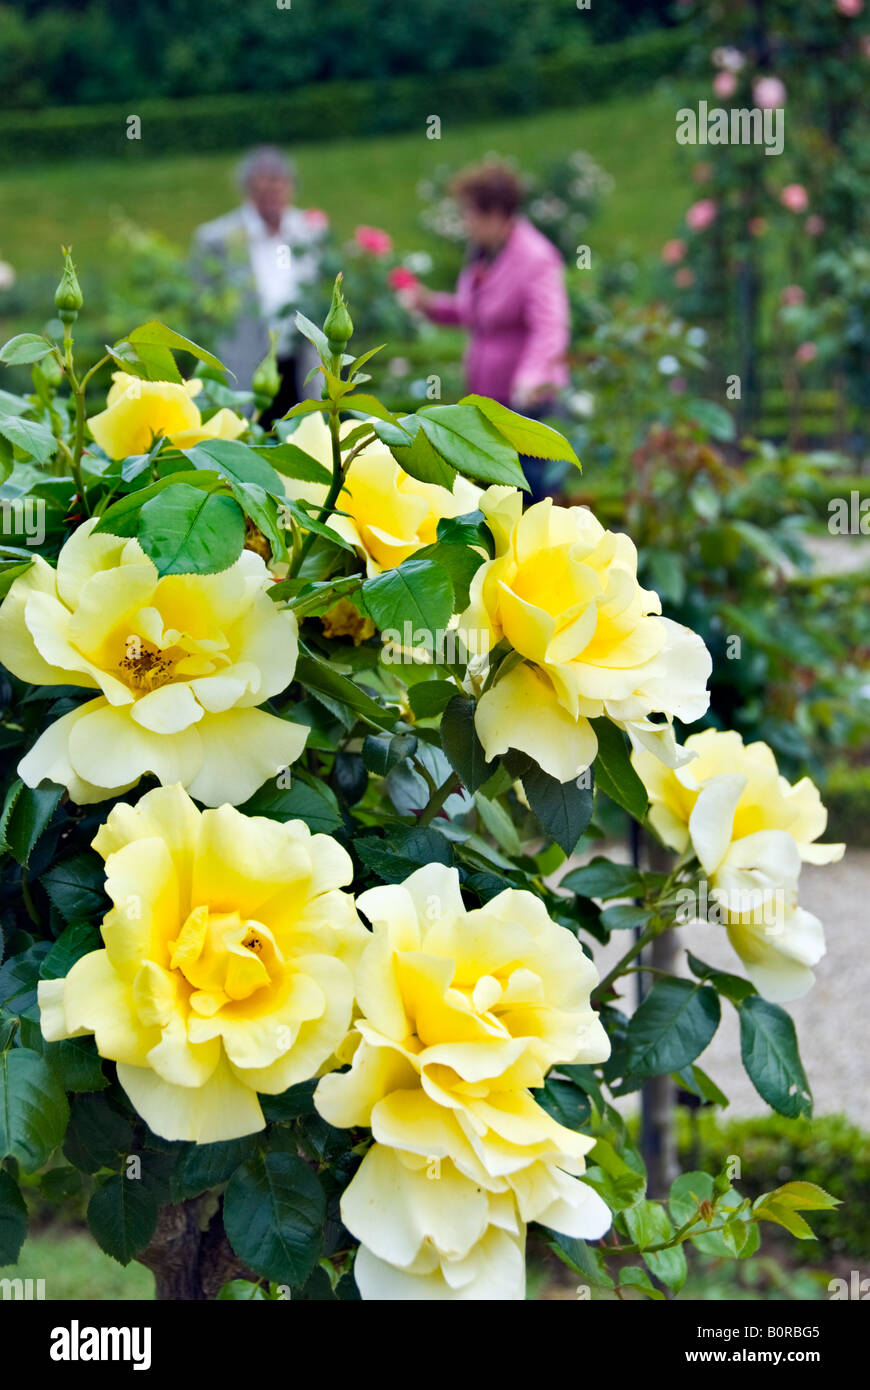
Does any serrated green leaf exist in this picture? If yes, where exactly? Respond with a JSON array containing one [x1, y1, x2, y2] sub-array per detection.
[[0, 1048, 69, 1172], [87, 1172, 159, 1265], [224, 1153, 325, 1286]]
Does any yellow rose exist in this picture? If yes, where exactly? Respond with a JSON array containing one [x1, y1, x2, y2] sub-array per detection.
[[285, 413, 481, 575], [632, 728, 845, 866], [343, 1146, 527, 1301], [0, 518, 307, 805], [459, 488, 712, 783], [315, 863, 611, 1297], [632, 729, 844, 1000], [38, 784, 368, 1142], [89, 373, 246, 459]]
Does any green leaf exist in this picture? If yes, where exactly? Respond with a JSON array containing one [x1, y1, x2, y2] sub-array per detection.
[[535, 1077, 591, 1131], [623, 1197, 673, 1252], [362, 557, 454, 637], [412, 541, 483, 612], [40, 922, 102, 982], [0, 412, 57, 466], [42, 1036, 107, 1094], [409, 680, 458, 720], [0, 778, 62, 866], [436, 509, 494, 556], [686, 952, 756, 1003], [122, 320, 228, 377], [561, 857, 647, 900], [590, 719, 648, 821], [63, 1093, 132, 1174], [237, 775, 343, 834], [417, 404, 528, 489], [0, 1048, 69, 1172], [377, 415, 456, 489], [737, 995, 812, 1117], [440, 695, 495, 794], [668, 1170, 714, 1228], [87, 1173, 159, 1265], [617, 1266, 665, 1299], [758, 1180, 839, 1213], [183, 438, 280, 493], [0, 1169, 28, 1265], [356, 828, 453, 883], [674, 1063, 729, 1108], [599, 904, 654, 932], [93, 468, 218, 537], [41, 853, 107, 922], [0, 334, 53, 366], [224, 1153, 326, 1286], [136, 482, 245, 576], [0, 943, 50, 1020], [293, 312, 330, 359], [626, 978, 721, 1076], [582, 1137, 646, 1212], [295, 651, 393, 730], [255, 443, 331, 487], [176, 1137, 258, 1200], [507, 753, 593, 854], [362, 732, 418, 777], [459, 395, 580, 465], [546, 1231, 614, 1289]]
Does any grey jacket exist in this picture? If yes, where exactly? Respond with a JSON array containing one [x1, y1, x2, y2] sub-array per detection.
[[191, 205, 321, 394]]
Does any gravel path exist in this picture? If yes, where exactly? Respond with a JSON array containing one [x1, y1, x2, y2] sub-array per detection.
[[583, 848, 870, 1124]]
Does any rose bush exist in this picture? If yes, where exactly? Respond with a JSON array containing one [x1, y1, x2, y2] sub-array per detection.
[[0, 264, 840, 1301]]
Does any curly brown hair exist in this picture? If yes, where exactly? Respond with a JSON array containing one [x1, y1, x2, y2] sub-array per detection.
[[450, 162, 523, 217]]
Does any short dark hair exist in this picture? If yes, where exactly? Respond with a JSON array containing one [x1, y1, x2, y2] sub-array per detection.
[[450, 162, 522, 217]]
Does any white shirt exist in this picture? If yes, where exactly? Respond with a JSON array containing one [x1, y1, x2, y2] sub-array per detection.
[[240, 203, 320, 356]]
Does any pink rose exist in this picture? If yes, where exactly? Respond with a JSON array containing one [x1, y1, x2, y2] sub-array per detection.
[[304, 208, 329, 231], [835, 0, 863, 15], [686, 198, 718, 232], [355, 225, 393, 255], [754, 76, 787, 109], [805, 214, 826, 236], [781, 184, 809, 213], [675, 268, 695, 289], [795, 342, 818, 364], [661, 239, 687, 265], [713, 71, 738, 99], [781, 285, 806, 307], [388, 266, 419, 291]]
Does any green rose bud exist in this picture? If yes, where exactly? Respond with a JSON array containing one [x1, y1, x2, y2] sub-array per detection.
[[252, 332, 282, 411], [55, 247, 83, 324], [323, 273, 353, 354]]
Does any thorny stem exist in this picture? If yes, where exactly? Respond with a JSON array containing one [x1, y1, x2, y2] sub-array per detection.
[[419, 771, 461, 827]]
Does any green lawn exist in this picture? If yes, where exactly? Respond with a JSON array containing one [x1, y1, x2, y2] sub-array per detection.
[[1, 88, 684, 279], [5, 1229, 154, 1300]]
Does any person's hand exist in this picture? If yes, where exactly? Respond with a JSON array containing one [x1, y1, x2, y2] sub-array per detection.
[[403, 282, 432, 313], [511, 381, 544, 413]]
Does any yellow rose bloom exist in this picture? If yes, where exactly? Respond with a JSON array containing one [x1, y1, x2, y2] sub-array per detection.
[[315, 863, 611, 1297], [632, 728, 845, 867], [459, 488, 712, 783], [89, 373, 246, 460], [285, 412, 481, 575], [344, 1146, 527, 1301], [38, 785, 368, 1142], [632, 729, 845, 1000], [0, 518, 307, 805]]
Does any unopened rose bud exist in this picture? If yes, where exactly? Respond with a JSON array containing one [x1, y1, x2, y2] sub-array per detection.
[[323, 273, 353, 353], [55, 247, 83, 324], [252, 333, 281, 411]]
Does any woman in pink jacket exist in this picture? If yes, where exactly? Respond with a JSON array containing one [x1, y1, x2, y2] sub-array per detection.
[[411, 162, 570, 498]]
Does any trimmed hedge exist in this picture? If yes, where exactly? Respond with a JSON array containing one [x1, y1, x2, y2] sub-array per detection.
[[0, 28, 692, 165]]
